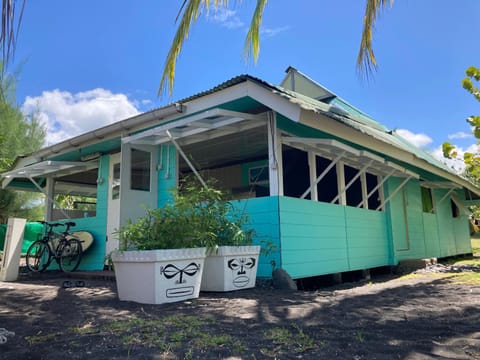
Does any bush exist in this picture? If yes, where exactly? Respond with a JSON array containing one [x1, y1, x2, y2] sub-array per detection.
[[119, 177, 254, 251]]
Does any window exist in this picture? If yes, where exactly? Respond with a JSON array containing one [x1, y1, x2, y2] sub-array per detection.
[[316, 155, 338, 203], [344, 165, 362, 207], [366, 173, 381, 210], [131, 149, 151, 191], [248, 165, 269, 185], [421, 187, 434, 213], [112, 163, 120, 199], [451, 199, 460, 218]]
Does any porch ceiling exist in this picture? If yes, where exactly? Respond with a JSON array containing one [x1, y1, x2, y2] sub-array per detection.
[[179, 127, 268, 171], [281, 137, 418, 179], [122, 108, 268, 148]]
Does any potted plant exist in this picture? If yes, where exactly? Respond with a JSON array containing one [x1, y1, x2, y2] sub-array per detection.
[[111, 180, 216, 304], [188, 181, 261, 292]]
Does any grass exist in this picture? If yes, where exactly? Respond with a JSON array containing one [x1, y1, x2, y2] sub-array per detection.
[[260, 323, 319, 357], [471, 237, 480, 255], [30, 314, 246, 358]]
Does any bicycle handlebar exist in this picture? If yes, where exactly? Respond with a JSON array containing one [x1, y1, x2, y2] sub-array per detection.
[[37, 221, 76, 234]]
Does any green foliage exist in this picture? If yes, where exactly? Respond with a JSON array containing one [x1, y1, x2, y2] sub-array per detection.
[[0, 68, 45, 222], [442, 66, 480, 186], [442, 141, 457, 159], [119, 176, 254, 250]]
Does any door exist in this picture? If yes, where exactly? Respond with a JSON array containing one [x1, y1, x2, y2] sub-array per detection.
[[106, 153, 121, 254], [119, 143, 158, 230]]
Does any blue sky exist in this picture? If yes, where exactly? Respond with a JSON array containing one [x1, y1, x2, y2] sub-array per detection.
[[11, 0, 480, 165]]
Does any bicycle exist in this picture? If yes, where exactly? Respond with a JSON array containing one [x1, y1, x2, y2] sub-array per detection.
[[25, 221, 83, 273]]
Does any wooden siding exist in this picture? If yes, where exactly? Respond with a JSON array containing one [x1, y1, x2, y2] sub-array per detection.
[[278, 197, 389, 279], [388, 179, 471, 263], [157, 145, 177, 207], [236, 197, 281, 278]]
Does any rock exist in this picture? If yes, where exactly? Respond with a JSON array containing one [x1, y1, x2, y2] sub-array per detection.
[[0, 328, 15, 345], [272, 268, 297, 291]]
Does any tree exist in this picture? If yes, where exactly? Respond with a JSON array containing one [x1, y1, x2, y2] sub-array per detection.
[[443, 66, 480, 184], [159, 0, 394, 95], [0, 67, 45, 222]]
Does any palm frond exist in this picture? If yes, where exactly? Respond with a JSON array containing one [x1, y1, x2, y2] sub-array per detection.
[[159, 0, 229, 96], [243, 0, 267, 61], [1, 0, 25, 70], [357, 0, 393, 77]]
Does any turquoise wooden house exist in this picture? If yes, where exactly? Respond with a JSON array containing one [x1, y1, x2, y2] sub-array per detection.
[[2, 67, 479, 279]]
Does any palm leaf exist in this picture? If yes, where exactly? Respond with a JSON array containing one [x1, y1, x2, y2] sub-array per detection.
[[243, 0, 267, 61], [1, 0, 25, 70], [357, 0, 393, 77], [159, 0, 229, 96]]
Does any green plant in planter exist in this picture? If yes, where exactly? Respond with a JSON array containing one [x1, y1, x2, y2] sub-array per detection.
[[119, 177, 255, 251]]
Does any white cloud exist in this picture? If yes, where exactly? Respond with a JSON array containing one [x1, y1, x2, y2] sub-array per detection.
[[260, 26, 290, 38], [448, 131, 473, 140], [210, 8, 244, 29], [22, 88, 140, 146], [396, 129, 433, 148]]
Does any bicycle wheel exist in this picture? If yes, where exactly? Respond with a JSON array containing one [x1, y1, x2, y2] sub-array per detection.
[[58, 238, 83, 272], [25, 240, 51, 272]]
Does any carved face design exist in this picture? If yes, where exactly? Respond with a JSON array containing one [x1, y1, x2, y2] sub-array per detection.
[[161, 262, 200, 298], [227, 257, 256, 288]]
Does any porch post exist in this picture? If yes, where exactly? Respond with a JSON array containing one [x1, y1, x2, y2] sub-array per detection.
[[44, 177, 54, 221], [267, 111, 283, 196]]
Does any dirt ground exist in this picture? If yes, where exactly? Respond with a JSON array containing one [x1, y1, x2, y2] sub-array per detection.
[[1, 263, 479, 360]]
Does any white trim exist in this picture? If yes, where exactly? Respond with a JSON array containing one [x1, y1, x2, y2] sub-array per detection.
[[267, 111, 281, 196], [2, 160, 96, 182]]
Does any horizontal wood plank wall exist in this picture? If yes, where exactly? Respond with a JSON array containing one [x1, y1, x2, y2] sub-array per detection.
[[345, 206, 389, 270], [436, 189, 458, 257], [236, 197, 281, 278], [157, 145, 177, 207], [278, 197, 389, 279], [423, 213, 440, 258], [388, 178, 428, 262]]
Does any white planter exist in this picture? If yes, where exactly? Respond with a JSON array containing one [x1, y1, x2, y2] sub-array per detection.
[[111, 247, 206, 304], [201, 245, 261, 292]]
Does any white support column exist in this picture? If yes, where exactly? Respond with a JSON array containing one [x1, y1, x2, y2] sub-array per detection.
[[308, 151, 318, 201], [44, 177, 54, 221], [267, 111, 283, 196], [360, 172, 368, 209], [336, 161, 346, 205], [332, 160, 374, 205], [355, 169, 395, 208]]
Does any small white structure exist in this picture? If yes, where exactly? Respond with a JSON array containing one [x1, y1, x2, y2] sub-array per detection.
[[0, 218, 26, 282]]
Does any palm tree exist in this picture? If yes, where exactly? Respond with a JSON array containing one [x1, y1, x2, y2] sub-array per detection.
[[159, 0, 394, 95], [0, 0, 394, 95], [0, 0, 25, 72]]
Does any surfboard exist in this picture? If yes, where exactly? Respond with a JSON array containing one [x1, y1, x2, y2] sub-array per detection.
[[67, 231, 95, 252]]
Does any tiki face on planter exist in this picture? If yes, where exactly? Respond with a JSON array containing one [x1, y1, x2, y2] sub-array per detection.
[[161, 261, 202, 298], [227, 257, 256, 288]]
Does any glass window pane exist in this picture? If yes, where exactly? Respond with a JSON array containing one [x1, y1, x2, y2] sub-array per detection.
[[131, 149, 150, 191], [112, 163, 120, 199]]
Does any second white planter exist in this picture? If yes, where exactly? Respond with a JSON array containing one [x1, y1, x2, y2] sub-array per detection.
[[201, 245, 261, 292]]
